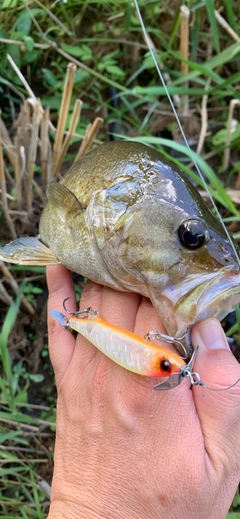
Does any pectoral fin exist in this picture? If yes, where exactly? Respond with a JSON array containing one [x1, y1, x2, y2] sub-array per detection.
[[0, 236, 60, 265], [47, 183, 83, 223]]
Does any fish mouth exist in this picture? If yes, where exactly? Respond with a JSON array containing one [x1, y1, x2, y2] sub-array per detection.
[[195, 272, 240, 322], [157, 267, 240, 337]]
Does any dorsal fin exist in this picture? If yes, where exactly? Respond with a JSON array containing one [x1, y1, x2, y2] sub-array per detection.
[[47, 183, 83, 222]]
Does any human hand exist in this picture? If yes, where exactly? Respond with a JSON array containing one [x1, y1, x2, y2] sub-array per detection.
[[46, 265, 240, 519]]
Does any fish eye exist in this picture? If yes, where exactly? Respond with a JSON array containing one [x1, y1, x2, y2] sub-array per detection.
[[178, 220, 207, 250], [160, 359, 172, 374]]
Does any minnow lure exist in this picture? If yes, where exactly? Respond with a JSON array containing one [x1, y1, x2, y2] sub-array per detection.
[[49, 307, 186, 379], [50, 306, 240, 393]]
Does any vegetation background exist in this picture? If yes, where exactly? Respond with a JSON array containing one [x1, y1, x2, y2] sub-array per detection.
[[0, 0, 240, 516]]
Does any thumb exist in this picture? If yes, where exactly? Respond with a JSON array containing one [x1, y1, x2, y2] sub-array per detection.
[[191, 318, 240, 471], [47, 265, 77, 385]]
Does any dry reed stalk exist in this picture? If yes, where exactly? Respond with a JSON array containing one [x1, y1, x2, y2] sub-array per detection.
[[196, 78, 211, 155], [180, 5, 190, 116], [41, 107, 51, 190], [223, 99, 240, 172], [200, 189, 240, 205], [52, 63, 76, 177], [32, 179, 46, 205], [15, 128, 26, 210], [215, 10, 240, 42], [0, 37, 49, 49], [33, 0, 73, 37], [0, 280, 12, 305], [21, 101, 31, 157], [23, 99, 31, 123], [7, 54, 43, 111], [0, 260, 35, 315], [27, 102, 42, 213], [0, 119, 17, 172], [53, 99, 82, 176], [75, 117, 103, 160], [0, 416, 41, 430], [0, 117, 17, 240]]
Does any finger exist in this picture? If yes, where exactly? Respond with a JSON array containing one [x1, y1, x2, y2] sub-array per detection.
[[47, 265, 77, 385], [70, 281, 106, 367], [71, 283, 141, 370], [191, 318, 240, 470], [79, 280, 104, 312], [134, 296, 166, 337], [100, 286, 141, 329]]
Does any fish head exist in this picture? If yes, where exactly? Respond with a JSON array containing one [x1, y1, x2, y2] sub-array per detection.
[[88, 144, 240, 338], [116, 195, 240, 338]]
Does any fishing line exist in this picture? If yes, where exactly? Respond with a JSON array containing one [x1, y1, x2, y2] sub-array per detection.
[[134, 0, 240, 268], [203, 378, 240, 392], [182, 369, 240, 397]]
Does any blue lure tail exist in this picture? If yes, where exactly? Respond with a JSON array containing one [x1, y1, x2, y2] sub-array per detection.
[[49, 311, 68, 327]]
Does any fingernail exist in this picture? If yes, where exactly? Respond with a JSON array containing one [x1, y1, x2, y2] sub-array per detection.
[[193, 318, 230, 350]]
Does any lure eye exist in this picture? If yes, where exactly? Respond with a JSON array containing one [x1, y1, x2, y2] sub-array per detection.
[[160, 359, 172, 375], [178, 220, 207, 250]]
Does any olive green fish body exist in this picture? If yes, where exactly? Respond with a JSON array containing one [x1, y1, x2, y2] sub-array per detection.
[[1, 142, 240, 339]]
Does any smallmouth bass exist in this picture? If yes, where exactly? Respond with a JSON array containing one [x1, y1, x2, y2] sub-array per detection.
[[1, 141, 240, 347]]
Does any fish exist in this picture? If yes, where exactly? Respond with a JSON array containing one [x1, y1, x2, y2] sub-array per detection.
[[49, 308, 186, 378], [1, 139, 240, 353]]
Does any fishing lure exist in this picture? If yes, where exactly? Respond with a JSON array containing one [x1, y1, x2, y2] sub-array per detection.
[[50, 304, 240, 394], [49, 305, 186, 379]]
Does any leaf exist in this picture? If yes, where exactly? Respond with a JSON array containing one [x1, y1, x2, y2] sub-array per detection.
[[2, 0, 18, 7], [232, 492, 240, 508], [106, 65, 125, 77], [212, 125, 240, 147], [223, 0, 238, 32], [74, 69, 90, 83], [0, 430, 28, 444], [14, 388, 28, 404], [23, 35, 34, 51], [60, 43, 92, 60], [42, 68, 59, 88], [205, 0, 220, 53], [80, 44, 92, 61], [0, 283, 25, 381], [28, 373, 44, 383], [42, 95, 64, 110], [173, 42, 240, 85], [92, 21, 106, 32], [0, 409, 40, 425], [61, 43, 83, 57], [23, 49, 41, 65], [31, 286, 43, 294], [8, 44, 21, 69], [16, 9, 32, 35]]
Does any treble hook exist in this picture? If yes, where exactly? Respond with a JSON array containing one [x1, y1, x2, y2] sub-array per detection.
[[63, 297, 99, 317], [144, 330, 189, 360]]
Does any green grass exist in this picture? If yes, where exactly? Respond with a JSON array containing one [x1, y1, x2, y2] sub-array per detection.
[[0, 0, 240, 516], [0, 280, 54, 516]]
